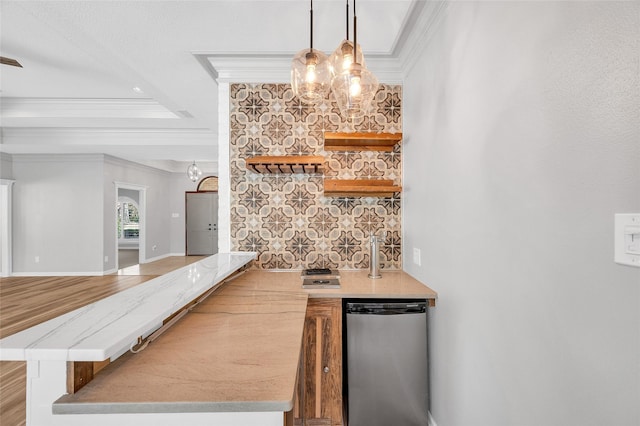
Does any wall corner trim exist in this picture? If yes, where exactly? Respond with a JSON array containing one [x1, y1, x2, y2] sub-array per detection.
[[429, 411, 438, 426]]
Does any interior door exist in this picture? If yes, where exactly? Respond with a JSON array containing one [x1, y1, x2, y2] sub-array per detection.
[[186, 192, 218, 256]]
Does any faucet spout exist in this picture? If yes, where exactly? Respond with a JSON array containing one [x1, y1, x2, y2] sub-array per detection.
[[368, 231, 387, 279]]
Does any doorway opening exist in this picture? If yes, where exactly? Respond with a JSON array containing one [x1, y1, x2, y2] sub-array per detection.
[[117, 193, 140, 268], [114, 182, 146, 271]]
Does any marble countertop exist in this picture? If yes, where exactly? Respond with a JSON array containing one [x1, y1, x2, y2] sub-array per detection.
[[0, 252, 257, 362], [53, 268, 437, 415]]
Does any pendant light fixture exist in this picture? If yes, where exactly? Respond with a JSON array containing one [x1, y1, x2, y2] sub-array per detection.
[[291, 0, 331, 104], [329, 0, 378, 120], [187, 161, 202, 182], [328, 0, 366, 79]]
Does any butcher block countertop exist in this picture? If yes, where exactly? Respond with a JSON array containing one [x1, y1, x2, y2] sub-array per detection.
[[53, 268, 437, 415]]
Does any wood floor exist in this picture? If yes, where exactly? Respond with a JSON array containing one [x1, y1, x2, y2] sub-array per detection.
[[0, 255, 204, 426], [118, 249, 140, 269]]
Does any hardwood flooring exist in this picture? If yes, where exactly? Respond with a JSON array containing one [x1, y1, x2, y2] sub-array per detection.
[[0, 255, 205, 426], [118, 249, 139, 269], [114, 255, 204, 276]]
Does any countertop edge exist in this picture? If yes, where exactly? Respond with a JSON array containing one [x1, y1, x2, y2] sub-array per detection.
[[0, 252, 257, 362], [52, 399, 293, 415]]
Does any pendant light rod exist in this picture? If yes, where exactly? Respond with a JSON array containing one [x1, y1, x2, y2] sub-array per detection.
[[353, 0, 358, 65], [310, 0, 314, 50], [346, 0, 350, 41]]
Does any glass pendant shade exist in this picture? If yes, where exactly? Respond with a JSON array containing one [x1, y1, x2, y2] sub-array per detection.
[[330, 62, 378, 120], [291, 48, 331, 104], [328, 39, 366, 78], [187, 161, 202, 182]]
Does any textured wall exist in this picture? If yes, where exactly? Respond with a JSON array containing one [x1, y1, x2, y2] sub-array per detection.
[[403, 2, 640, 425], [229, 83, 402, 270]]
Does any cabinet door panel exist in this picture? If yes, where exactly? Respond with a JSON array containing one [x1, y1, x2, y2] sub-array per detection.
[[303, 299, 343, 426], [302, 314, 319, 420]]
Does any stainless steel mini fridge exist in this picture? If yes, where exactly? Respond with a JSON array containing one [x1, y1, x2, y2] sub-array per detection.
[[345, 300, 429, 426]]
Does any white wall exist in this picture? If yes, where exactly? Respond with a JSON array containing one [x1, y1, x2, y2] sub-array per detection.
[[403, 2, 639, 425], [169, 173, 201, 255], [11, 155, 104, 274], [5, 153, 205, 274], [1, 152, 13, 180]]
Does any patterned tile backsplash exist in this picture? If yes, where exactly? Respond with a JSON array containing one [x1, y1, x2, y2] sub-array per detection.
[[229, 83, 402, 270]]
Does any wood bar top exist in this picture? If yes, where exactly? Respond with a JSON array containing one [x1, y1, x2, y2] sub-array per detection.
[[54, 269, 437, 415]]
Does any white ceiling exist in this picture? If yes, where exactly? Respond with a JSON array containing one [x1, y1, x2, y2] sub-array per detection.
[[0, 0, 440, 172]]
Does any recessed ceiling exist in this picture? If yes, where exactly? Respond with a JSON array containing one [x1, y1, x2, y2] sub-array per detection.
[[0, 0, 439, 172]]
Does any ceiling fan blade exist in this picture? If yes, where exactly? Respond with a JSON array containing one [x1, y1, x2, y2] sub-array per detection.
[[0, 56, 23, 67]]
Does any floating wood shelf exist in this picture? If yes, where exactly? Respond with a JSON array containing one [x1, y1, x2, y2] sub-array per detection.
[[323, 132, 402, 152], [245, 155, 324, 174], [324, 179, 402, 197]]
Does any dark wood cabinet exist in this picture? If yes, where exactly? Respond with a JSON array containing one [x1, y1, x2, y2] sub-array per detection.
[[294, 298, 343, 426]]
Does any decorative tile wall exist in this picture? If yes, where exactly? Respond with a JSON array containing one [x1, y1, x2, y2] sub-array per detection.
[[229, 83, 402, 270]]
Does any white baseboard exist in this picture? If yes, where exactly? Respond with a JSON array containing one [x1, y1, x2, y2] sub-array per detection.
[[429, 411, 438, 426], [142, 252, 173, 264], [11, 271, 106, 277], [7, 265, 185, 276], [9, 254, 201, 276]]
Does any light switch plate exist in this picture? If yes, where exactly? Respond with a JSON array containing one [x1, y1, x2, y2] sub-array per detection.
[[413, 248, 421, 266], [614, 214, 640, 268]]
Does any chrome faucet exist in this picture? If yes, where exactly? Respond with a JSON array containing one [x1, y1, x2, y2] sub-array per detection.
[[368, 231, 387, 279]]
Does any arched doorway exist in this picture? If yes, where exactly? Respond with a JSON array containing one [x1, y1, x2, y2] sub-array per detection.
[[114, 182, 146, 270], [186, 176, 218, 256], [117, 194, 140, 268]]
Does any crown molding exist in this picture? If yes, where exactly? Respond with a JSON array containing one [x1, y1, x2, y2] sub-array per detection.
[[10, 153, 106, 163], [106, 155, 217, 175], [198, 0, 449, 85], [146, 160, 218, 174], [105, 154, 172, 175], [1, 98, 180, 119], [199, 53, 294, 84], [201, 52, 406, 84], [1, 127, 217, 146], [1, 128, 218, 172], [5, 151, 217, 174], [397, 1, 450, 74]]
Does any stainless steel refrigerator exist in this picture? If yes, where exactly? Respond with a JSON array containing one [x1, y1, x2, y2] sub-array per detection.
[[345, 300, 429, 426]]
